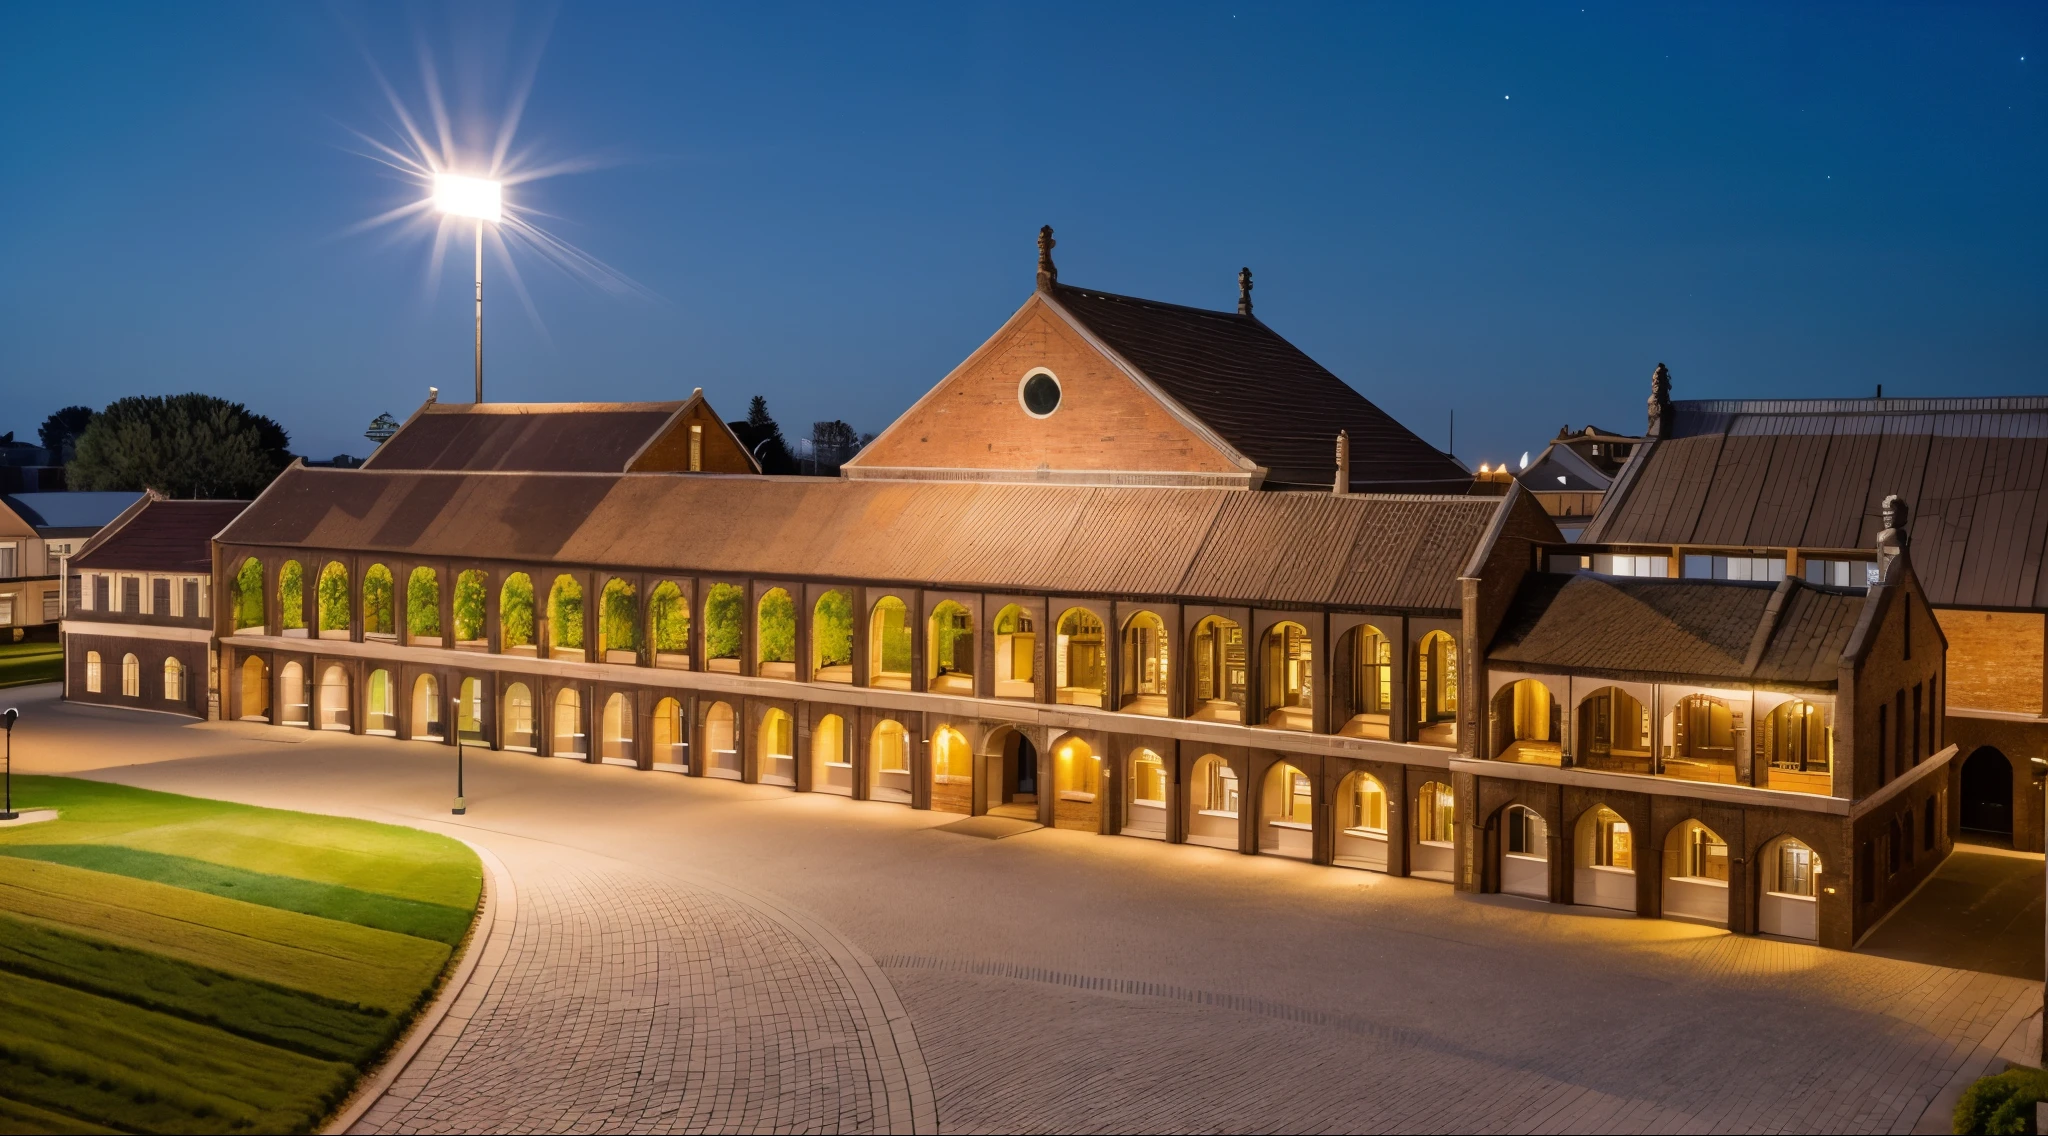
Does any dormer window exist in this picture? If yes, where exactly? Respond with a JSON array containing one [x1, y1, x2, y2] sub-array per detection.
[[1019, 369, 1061, 418]]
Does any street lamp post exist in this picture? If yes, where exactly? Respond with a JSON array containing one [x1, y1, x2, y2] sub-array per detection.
[[2, 708, 18, 821], [432, 173, 502, 403], [450, 692, 466, 816]]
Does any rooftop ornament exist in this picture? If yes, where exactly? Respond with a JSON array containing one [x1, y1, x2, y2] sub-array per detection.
[[1036, 225, 1058, 290]]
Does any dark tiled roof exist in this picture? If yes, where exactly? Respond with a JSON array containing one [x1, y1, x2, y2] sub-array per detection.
[[1047, 285, 1472, 494], [1487, 572, 1866, 688], [1585, 396, 2048, 609], [3, 491, 145, 532], [220, 467, 1504, 613], [363, 402, 685, 473], [72, 499, 246, 573]]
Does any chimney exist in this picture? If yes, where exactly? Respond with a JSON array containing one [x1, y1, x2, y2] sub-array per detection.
[[427, 386, 439, 405], [1876, 493, 1910, 581], [1646, 363, 1672, 439], [1333, 430, 1350, 495], [1238, 267, 1254, 316], [1036, 226, 1057, 290]]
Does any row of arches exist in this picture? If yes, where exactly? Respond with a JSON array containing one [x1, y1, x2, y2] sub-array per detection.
[[81, 650, 188, 702], [1489, 678, 1835, 789]]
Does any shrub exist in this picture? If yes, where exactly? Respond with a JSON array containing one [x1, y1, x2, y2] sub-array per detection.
[[406, 567, 440, 638], [705, 583, 743, 660], [649, 582, 688, 653], [500, 574, 534, 648], [317, 563, 350, 631], [1956, 1067, 2048, 1134], [362, 564, 394, 635], [758, 588, 795, 664], [277, 561, 304, 630], [453, 571, 486, 642], [233, 558, 264, 630], [815, 590, 852, 667], [549, 575, 583, 649]]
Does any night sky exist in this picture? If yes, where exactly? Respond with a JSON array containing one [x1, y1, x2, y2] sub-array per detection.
[[3, 3, 2042, 468]]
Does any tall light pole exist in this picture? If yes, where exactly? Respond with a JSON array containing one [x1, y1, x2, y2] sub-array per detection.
[[450, 691, 466, 816], [2, 708, 17, 821], [433, 173, 503, 403]]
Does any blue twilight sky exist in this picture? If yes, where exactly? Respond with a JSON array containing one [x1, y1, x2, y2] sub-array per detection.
[[1, 3, 2043, 468]]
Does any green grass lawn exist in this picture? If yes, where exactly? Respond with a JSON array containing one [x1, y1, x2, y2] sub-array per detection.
[[0, 641, 61, 688], [0, 776, 481, 1134]]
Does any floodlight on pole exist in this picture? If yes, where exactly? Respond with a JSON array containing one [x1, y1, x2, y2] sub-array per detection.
[[433, 173, 503, 403]]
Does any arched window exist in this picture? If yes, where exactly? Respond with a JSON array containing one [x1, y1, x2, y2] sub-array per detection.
[[1764, 699, 1833, 794], [552, 687, 584, 755], [1126, 748, 1167, 838], [1501, 804, 1550, 899], [1334, 771, 1390, 871], [502, 682, 534, 749], [809, 712, 847, 793], [757, 588, 796, 678], [992, 604, 1035, 699], [85, 650, 103, 693], [499, 573, 535, 654], [317, 562, 350, 636], [598, 579, 638, 661], [601, 692, 632, 761], [277, 561, 305, 634], [1577, 686, 1651, 775], [121, 652, 141, 698], [317, 665, 349, 729], [1121, 611, 1170, 715], [232, 557, 265, 631], [277, 661, 306, 724], [1664, 819, 1730, 925], [649, 581, 690, 666], [163, 657, 185, 703], [1051, 736, 1099, 831], [1260, 621, 1313, 730], [871, 719, 912, 803], [453, 570, 488, 646], [868, 596, 912, 689], [547, 575, 584, 659], [412, 674, 443, 739], [1415, 780, 1455, 845], [239, 656, 268, 720], [758, 708, 794, 785], [407, 567, 442, 643], [363, 564, 395, 638], [703, 701, 739, 778], [931, 726, 971, 814], [651, 697, 685, 766], [1490, 678, 1560, 765], [1187, 754, 1239, 850], [812, 590, 853, 682], [1189, 617, 1247, 721], [1053, 608, 1105, 707], [366, 668, 395, 734], [929, 601, 975, 694], [1572, 805, 1635, 911], [1663, 694, 1736, 784], [456, 677, 484, 742], [704, 583, 744, 672], [1339, 624, 1393, 738], [1416, 631, 1458, 745], [1760, 836, 1821, 940], [1259, 762, 1313, 857]]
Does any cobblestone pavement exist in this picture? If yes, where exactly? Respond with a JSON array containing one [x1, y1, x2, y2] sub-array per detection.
[[19, 692, 2043, 1134]]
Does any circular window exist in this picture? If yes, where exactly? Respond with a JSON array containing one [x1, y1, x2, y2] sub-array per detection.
[[1019, 370, 1061, 418]]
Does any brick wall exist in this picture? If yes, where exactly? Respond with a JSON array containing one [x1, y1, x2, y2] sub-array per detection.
[[1936, 609, 2044, 716]]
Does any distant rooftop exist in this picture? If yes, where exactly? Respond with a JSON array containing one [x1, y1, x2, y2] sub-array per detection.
[[2, 491, 145, 532]]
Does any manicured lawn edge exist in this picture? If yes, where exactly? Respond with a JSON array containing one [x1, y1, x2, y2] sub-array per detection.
[[318, 837, 503, 1136]]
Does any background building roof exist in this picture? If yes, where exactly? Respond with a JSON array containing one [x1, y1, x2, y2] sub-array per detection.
[[72, 498, 247, 573], [2, 491, 146, 534], [362, 401, 686, 473]]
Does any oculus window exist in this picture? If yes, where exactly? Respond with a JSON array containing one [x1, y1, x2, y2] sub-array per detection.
[[1019, 370, 1061, 417]]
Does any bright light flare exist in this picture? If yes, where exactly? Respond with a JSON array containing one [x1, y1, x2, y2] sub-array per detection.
[[434, 174, 502, 222]]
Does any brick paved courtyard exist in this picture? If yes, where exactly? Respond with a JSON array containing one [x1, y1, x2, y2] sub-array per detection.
[[16, 688, 2039, 1134]]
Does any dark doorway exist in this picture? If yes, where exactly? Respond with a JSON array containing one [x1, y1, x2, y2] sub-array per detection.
[[1014, 736, 1038, 797], [1960, 747, 2013, 837], [987, 732, 1040, 822]]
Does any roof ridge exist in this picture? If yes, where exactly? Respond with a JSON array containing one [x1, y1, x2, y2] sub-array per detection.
[[1050, 282, 1249, 323]]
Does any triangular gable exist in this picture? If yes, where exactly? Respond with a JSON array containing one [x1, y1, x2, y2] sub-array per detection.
[[628, 390, 761, 474]]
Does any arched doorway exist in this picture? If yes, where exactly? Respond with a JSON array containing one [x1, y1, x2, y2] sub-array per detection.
[[869, 720, 912, 803], [601, 693, 633, 763], [1490, 678, 1559, 765], [1050, 735, 1100, 831], [1258, 762, 1313, 858], [1411, 780, 1455, 880], [317, 665, 350, 730], [1662, 820, 1730, 925], [1125, 749, 1168, 839], [1187, 754, 1240, 849], [1578, 686, 1652, 775], [412, 674, 443, 740], [1960, 747, 2013, 838], [1501, 805, 1549, 899], [986, 730, 1039, 822], [1334, 771, 1388, 871], [552, 687, 584, 756], [1760, 836, 1821, 940], [931, 726, 972, 814], [809, 713, 849, 794], [366, 669, 396, 734], [992, 604, 1036, 699], [238, 656, 269, 721], [1189, 617, 1246, 722], [457, 677, 484, 743], [1574, 805, 1635, 912], [278, 661, 308, 725], [502, 682, 534, 749], [651, 697, 685, 769], [1663, 694, 1737, 784], [757, 709, 794, 786], [1054, 608, 1105, 707], [1260, 622, 1313, 730], [703, 701, 739, 779]]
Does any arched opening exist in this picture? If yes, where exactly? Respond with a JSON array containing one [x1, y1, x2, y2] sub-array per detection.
[[1763, 699, 1833, 794], [1258, 761, 1314, 858], [929, 601, 975, 694], [1051, 735, 1100, 831], [317, 562, 350, 638], [85, 650, 104, 693], [868, 596, 913, 689], [1054, 608, 1106, 707], [1662, 694, 1736, 784], [1338, 624, 1392, 738], [1412, 780, 1456, 880], [651, 697, 685, 769], [1501, 805, 1549, 899], [456, 677, 484, 742], [703, 701, 739, 778], [1416, 631, 1458, 746], [277, 661, 306, 723], [809, 712, 848, 794], [163, 658, 186, 704], [407, 567, 442, 645], [232, 557, 265, 631], [1577, 686, 1651, 775], [277, 561, 305, 635], [238, 655, 268, 719], [931, 726, 972, 814], [547, 575, 584, 661], [1573, 805, 1635, 912], [1760, 836, 1821, 940], [1961, 747, 2014, 838], [365, 669, 395, 734], [704, 583, 744, 673], [552, 686, 585, 756], [812, 591, 853, 683], [987, 729, 1039, 822], [649, 581, 690, 668], [502, 683, 534, 750], [602, 692, 633, 762], [1120, 611, 1171, 716], [121, 652, 142, 699], [1125, 748, 1168, 838], [1187, 754, 1240, 849], [411, 673, 443, 740], [1663, 820, 1729, 925], [363, 564, 395, 640], [758, 708, 795, 785], [757, 588, 796, 679], [317, 665, 349, 730], [869, 719, 912, 803], [600, 579, 639, 662], [452, 570, 488, 648], [1260, 621, 1313, 730], [1334, 771, 1389, 871], [1190, 617, 1247, 721], [499, 573, 535, 655], [992, 604, 1036, 699], [1490, 678, 1560, 765]]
